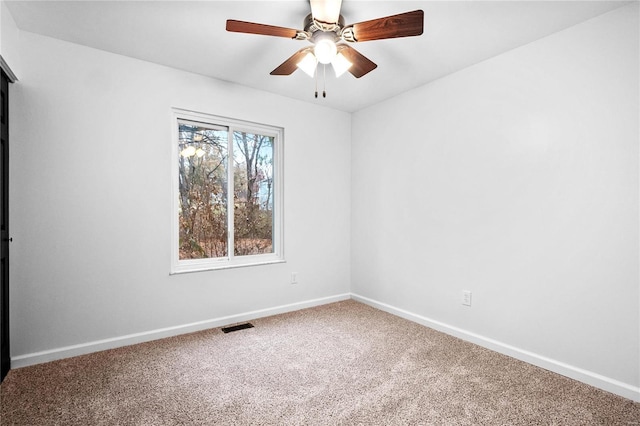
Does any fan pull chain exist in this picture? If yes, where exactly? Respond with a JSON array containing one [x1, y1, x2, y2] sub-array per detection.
[[314, 66, 318, 98], [312, 65, 328, 99], [323, 64, 327, 98]]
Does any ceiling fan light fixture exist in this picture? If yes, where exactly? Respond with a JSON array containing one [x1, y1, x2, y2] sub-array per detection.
[[314, 38, 337, 64], [310, 0, 342, 24], [332, 51, 352, 77], [297, 52, 318, 77], [228, 5, 424, 84]]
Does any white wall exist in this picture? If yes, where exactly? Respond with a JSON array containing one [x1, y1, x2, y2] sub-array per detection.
[[10, 31, 351, 360], [352, 3, 639, 398], [0, 0, 20, 77]]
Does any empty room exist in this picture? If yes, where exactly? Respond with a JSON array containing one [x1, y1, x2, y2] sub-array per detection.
[[0, 0, 638, 424]]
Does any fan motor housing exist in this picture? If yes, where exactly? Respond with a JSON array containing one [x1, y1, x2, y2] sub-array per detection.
[[304, 13, 345, 35]]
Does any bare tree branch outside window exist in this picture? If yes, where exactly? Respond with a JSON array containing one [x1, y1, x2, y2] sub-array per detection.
[[177, 124, 274, 260]]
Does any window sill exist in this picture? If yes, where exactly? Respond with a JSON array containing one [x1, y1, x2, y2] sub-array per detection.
[[170, 258, 286, 275]]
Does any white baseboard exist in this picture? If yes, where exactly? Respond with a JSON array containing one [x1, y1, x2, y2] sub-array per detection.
[[11, 293, 351, 368], [350, 293, 640, 403]]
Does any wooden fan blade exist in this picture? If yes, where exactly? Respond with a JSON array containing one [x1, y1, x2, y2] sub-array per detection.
[[271, 48, 312, 75], [226, 19, 298, 38], [348, 10, 424, 42], [339, 46, 377, 78]]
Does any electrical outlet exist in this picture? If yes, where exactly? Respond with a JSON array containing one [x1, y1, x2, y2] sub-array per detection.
[[462, 290, 472, 306], [291, 272, 298, 285]]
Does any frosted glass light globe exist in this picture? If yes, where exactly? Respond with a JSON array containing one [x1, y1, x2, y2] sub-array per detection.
[[314, 39, 337, 64], [296, 52, 318, 77], [332, 52, 352, 77]]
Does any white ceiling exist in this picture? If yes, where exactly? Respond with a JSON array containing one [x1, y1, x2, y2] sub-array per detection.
[[5, 0, 630, 112]]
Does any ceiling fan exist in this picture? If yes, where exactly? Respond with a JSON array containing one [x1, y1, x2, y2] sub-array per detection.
[[226, 0, 424, 95]]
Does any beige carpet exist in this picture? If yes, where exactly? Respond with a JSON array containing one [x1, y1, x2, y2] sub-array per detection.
[[1, 300, 638, 425]]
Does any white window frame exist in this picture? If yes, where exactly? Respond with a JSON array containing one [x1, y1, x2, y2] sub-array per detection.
[[170, 108, 284, 274]]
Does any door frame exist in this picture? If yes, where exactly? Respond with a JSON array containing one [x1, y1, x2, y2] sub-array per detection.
[[0, 57, 16, 383]]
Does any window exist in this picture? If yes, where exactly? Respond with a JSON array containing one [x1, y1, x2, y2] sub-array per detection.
[[171, 109, 284, 273]]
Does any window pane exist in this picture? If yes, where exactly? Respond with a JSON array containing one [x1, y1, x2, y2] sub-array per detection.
[[178, 123, 228, 259], [233, 131, 274, 256]]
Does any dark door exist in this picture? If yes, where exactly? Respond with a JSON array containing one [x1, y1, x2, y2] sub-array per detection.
[[0, 69, 9, 382]]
